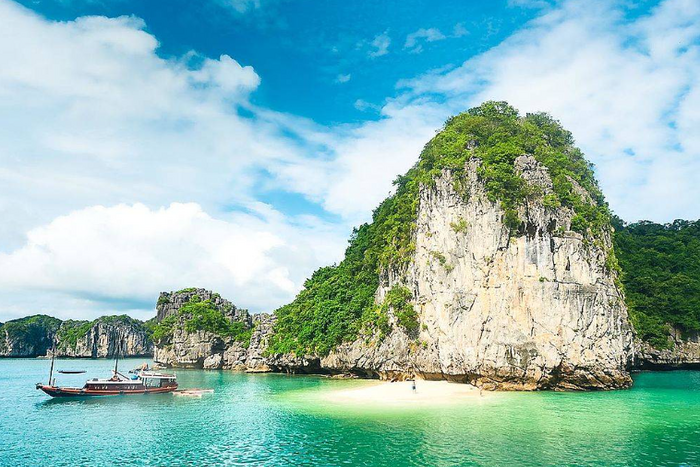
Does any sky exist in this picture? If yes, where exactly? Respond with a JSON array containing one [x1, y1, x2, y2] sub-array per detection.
[[0, 0, 699, 322]]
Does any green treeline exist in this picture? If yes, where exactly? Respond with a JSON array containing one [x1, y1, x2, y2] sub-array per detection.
[[613, 219, 700, 348], [0, 315, 61, 352], [268, 101, 613, 357]]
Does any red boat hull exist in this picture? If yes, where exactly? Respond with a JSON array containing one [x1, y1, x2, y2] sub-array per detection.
[[36, 384, 178, 397]]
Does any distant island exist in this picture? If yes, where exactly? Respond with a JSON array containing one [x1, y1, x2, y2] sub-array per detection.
[[0, 314, 152, 358], [3, 102, 699, 388]]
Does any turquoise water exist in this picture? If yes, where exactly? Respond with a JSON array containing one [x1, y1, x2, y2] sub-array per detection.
[[1, 359, 700, 466]]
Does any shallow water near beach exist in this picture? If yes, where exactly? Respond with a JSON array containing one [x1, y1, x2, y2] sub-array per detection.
[[2, 358, 700, 466]]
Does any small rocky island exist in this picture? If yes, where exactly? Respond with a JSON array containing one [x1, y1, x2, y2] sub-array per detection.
[[0, 315, 152, 358]]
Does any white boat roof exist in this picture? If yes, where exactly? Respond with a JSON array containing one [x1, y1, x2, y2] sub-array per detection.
[[88, 379, 141, 384], [139, 371, 176, 379], [87, 370, 176, 384]]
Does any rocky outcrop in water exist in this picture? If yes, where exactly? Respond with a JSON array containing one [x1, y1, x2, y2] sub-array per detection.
[[0, 315, 61, 357], [0, 314, 152, 358], [148, 105, 695, 389], [634, 329, 700, 370], [53, 316, 152, 358], [153, 288, 269, 370], [318, 156, 634, 389]]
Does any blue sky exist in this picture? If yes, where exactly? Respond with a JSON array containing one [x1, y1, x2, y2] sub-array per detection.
[[15, 0, 543, 125], [1, 0, 699, 322]]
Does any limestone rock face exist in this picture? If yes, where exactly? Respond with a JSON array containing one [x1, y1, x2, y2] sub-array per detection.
[[0, 316, 61, 357], [0, 315, 151, 358], [634, 329, 700, 369], [54, 319, 152, 358], [322, 157, 635, 389], [152, 289, 277, 371], [154, 327, 234, 369]]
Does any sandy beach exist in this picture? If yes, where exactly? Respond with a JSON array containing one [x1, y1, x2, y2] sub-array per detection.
[[321, 379, 489, 406]]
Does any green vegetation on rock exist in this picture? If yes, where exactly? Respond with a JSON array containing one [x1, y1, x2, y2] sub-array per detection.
[[613, 219, 700, 349], [418, 101, 610, 236], [55, 320, 92, 350], [268, 224, 379, 356], [383, 286, 419, 334], [151, 296, 251, 347], [0, 315, 62, 351], [450, 218, 469, 233], [270, 101, 611, 357], [55, 315, 150, 351]]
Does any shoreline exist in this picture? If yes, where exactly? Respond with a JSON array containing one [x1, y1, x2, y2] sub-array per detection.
[[319, 379, 490, 406]]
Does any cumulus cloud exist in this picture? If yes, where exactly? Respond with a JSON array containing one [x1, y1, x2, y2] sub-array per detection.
[[191, 55, 261, 93], [0, 0, 312, 248], [404, 28, 446, 53], [0, 203, 346, 321]]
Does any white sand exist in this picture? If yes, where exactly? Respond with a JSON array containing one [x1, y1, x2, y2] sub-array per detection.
[[322, 379, 488, 406]]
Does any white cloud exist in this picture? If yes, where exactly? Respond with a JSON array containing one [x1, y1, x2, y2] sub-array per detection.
[[0, 0, 312, 249], [354, 99, 382, 112], [191, 54, 260, 93], [368, 31, 391, 57], [335, 73, 351, 84], [0, 203, 346, 321], [267, 100, 448, 225], [404, 28, 446, 53]]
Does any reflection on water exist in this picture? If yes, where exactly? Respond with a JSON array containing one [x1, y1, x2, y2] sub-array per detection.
[[1, 358, 700, 467]]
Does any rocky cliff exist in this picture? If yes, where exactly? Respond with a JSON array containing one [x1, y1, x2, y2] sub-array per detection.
[[320, 157, 633, 389], [0, 314, 152, 358], [634, 329, 700, 370], [0, 315, 61, 357], [152, 288, 272, 370], [263, 102, 638, 390], [53, 316, 152, 358]]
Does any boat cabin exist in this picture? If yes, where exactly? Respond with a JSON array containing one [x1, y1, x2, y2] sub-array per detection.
[[140, 371, 178, 389]]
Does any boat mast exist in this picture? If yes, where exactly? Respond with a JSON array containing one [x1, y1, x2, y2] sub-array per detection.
[[114, 344, 119, 375], [48, 345, 55, 386]]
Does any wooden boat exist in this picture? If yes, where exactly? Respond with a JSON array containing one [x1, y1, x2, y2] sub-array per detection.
[[35, 349, 177, 397]]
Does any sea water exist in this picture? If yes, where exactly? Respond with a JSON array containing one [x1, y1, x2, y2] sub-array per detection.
[[1, 358, 699, 466]]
